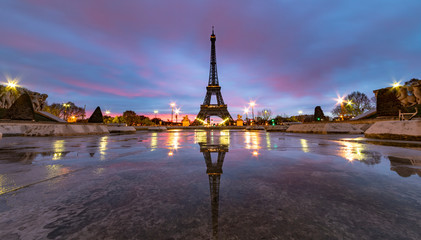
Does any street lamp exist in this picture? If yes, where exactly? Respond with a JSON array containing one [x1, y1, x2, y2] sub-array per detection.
[[105, 110, 110, 115], [174, 108, 180, 123], [335, 96, 345, 120], [62, 103, 70, 121], [243, 107, 249, 123], [154, 110, 158, 119], [170, 102, 176, 124], [249, 101, 256, 121]]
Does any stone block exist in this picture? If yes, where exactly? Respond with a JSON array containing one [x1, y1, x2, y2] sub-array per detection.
[[6, 93, 35, 120], [88, 106, 103, 123]]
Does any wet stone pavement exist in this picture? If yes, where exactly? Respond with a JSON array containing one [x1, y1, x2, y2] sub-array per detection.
[[0, 130, 420, 239]]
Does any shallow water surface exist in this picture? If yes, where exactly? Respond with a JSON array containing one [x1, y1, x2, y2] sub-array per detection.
[[0, 130, 420, 239]]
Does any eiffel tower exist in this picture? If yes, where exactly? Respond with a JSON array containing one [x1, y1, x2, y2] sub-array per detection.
[[200, 142, 228, 240], [195, 27, 233, 124]]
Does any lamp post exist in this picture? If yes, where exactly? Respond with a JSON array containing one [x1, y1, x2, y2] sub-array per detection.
[[154, 110, 158, 119], [170, 102, 175, 124], [243, 107, 249, 124], [175, 108, 180, 124], [249, 101, 256, 122], [336, 96, 345, 121], [62, 103, 70, 121]]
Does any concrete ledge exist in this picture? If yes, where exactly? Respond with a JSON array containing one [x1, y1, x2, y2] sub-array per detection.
[[246, 126, 265, 130], [134, 126, 150, 131], [106, 125, 136, 133], [365, 120, 421, 141], [286, 123, 364, 134], [0, 122, 109, 136], [265, 125, 289, 132]]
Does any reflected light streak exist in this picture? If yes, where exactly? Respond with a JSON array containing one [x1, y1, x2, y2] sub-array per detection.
[[53, 140, 65, 160], [266, 132, 271, 150], [0, 174, 15, 195], [99, 136, 108, 160], [150, 132, 158, 151], [341, 142, 365, 162], [46, 164, 70, 179], [300, 139, 309, 153], [167, 131, 180, 156]]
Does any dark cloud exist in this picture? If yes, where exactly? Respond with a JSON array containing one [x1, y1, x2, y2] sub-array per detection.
[[1, 0, 421, 116]]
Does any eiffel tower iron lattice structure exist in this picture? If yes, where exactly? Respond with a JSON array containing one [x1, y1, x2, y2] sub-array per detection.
[[200, 142, 228, 240], [195, 27, 233, 124]]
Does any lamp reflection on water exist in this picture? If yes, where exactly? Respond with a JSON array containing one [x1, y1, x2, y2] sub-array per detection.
[[300, 139, 309, 153], [52, 140, 65, 160], [150, 132, 158, 151], [99, 136, 108, 160], [341, 141, 365, 162], [167, 131, 180, 156], [45, 164, 70, 179], [0, 174, 14, 195], [245, 131, 261, 156]]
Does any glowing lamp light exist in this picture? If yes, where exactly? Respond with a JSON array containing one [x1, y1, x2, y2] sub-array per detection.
[[335, 95, 345, 105], [252, 150, 258, 156], [346, 100, 353, 106], [298, 110, 303, 115], [154, 110, 158, 114], [249, 101, 256, 107], [174, 108, 180, 115], [391, 81, 402, 88], [105, 110, 110, 115], [170, 102, 176, 107], [243, 108, 249, 114], [6, 80, 18, 89], [168, 151, 174, 156]]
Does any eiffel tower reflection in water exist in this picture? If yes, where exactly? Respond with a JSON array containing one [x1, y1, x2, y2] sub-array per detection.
[[195, 130, 230, 240]]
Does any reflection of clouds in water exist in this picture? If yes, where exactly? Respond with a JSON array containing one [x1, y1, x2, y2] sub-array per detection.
[[389, 156, 421, 178]]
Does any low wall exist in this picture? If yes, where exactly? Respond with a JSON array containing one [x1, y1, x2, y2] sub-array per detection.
[[286, 123, 367, 134], [107, 125, 136, 133], [0, 122, 109, 136], [365, 120, 421, 141]]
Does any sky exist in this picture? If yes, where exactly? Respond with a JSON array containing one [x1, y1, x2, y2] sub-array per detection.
[[1, 0, 421, 120]]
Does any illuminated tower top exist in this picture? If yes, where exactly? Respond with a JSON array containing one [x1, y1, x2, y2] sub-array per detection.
[[208, 26, 219, 86]]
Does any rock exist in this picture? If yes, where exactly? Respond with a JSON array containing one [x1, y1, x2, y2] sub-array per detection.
[[0, 123, 109, 136], [314, 106, 325, 121], [35, 111, 67, 122], [148, 126, 167, 131], [365, 120, 421, 141], [88, 106, 103, 123], [106, 124, 136, 133], [6, 93, 35, 120], [0, 85, 48, 111]]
